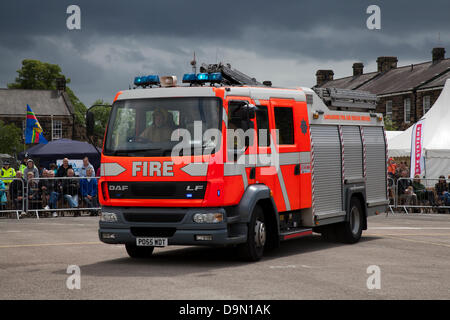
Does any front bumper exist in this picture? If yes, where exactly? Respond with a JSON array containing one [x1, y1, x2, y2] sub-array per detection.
[[98, 206, 247, 246]]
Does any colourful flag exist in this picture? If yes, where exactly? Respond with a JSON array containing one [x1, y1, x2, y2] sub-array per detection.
[[25, 104, 48, 144]]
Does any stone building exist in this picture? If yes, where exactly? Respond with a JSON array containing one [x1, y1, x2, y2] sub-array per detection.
[[314, 47, 450, 130], [0, 88, 79, 143]]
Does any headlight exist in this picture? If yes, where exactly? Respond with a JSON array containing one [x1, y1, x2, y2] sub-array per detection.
[[100, 212, 118, 222], [193, 213, 223, 223]]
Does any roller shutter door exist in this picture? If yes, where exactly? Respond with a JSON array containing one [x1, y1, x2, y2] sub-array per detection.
[[310, 125, 343, 216], [363, 126, 387, 202], [342, 126, 363, 180]]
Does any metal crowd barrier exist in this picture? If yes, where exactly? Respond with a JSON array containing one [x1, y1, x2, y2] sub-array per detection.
[[393, 177, 450, 214], [0, 176, 100, 219], [0, 177, 25, 220]]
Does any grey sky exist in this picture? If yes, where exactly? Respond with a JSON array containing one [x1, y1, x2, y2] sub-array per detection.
[[0, 0, 449, 106]]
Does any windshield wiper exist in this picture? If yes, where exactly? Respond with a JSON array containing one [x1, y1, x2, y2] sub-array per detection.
[[111, 148, 162, 156]]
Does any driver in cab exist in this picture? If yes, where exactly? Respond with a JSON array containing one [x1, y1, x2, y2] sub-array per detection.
[[139, 109, 173, 142]]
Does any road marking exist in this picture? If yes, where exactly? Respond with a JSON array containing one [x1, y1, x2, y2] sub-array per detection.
[[0, 241, 102, 249], [370, 234, 450, 248], [370, 227, 450, 230]]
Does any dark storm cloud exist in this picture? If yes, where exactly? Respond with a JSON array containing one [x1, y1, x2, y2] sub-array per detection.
[[0, 0, 449, 105]]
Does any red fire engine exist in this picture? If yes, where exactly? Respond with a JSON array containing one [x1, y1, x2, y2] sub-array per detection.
[[88, 66, 388, 261]]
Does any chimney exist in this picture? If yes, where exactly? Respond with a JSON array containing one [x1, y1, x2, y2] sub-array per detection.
[[56, 77, 66, 92], [432, 47, 445, 63], [376, 56, 398, 73], [315, 69, 334, 86], [352, 62, 364, 76]]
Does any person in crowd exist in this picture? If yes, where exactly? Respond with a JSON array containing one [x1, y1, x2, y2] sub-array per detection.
[[62, 168, 79, 209], [19, 153, 29, 174], [56, 158, 73, 177], [10, 171, 25, 211], [435, 175, 450, 206], [398, 170, 417, 207], [0, 179, 6, 210], [79, 157, 94, 177], [49, 170, 63, 217], [26, 171, 41, 211], [49, 163, 58, 175], [1, 160, 16, 187], [412, 175, 436, 207], [80, 167, 98, 215], [96, 166, 101, 177], [24, 159, 39, 178], [39, 169, 58, 211], [388, 158, 397, 179]]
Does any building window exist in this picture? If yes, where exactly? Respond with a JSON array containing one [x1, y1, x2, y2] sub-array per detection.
[[423, 96, 431, 115], [52, 120, 62, 140], [404, 98, 411, 123], [385, 100, 392, 120]]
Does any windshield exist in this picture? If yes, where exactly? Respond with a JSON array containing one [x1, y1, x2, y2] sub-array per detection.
[[104, 97, 222, 157]]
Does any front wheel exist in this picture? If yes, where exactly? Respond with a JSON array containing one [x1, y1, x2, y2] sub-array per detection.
[[237, 205, 266, 261], [125, 244, 154, 258]]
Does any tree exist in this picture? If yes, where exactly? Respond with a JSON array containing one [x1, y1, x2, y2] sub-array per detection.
[[8, 59, 87, 126], [383, 116, 397, 131], [0, 120, 24, 155]]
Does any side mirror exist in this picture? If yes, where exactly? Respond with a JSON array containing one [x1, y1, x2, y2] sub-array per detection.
[[86, 111, 95, 136], [247, 104, 256, 119]]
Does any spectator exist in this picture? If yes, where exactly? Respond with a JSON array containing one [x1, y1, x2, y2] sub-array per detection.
[[96, 166, 101, 177], [24, 159, 39, 178], [39, 170, 58, 211], [62, 168, 79, 209], [398, 170, 417, 207], [79, 157, 94, 177], [1, 159, 16, 186], [26, 172, 41, 211], [80, 167, 98, 215], [435, 176, 450, 206], [19, 153, 30, 174], [388, 158, 397, 178], [49, 171, 63, 217], [56, 158, 73, 177], [0, 179, 6, 210], [49, 163, 57, 175], [10, 171, 25, 211], [412, 175, 436, 207]]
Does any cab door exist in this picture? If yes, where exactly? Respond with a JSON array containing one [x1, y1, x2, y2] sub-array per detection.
[[255, 99, 305, 212], [224, 97, 257, 197]]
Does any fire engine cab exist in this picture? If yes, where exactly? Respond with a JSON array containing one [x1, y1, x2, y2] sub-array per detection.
[[89, 65, 388, 261]]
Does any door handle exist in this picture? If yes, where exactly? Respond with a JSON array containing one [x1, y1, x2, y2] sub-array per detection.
[[250, 167, 256, 179], [294, 164, 300, 175]]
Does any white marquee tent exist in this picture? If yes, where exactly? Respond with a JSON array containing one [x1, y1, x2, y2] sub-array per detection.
[[387, 78, 450, 178]]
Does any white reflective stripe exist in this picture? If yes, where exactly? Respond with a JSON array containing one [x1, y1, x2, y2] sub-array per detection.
[[299, 152, 311, 164], [269, 138, 291, 211], [101, 163, 126, 177], [180, 163, 208, 177]]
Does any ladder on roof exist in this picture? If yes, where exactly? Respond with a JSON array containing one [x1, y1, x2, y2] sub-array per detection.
[[313, 87, 378, 112], [200, 63, 261, 86]]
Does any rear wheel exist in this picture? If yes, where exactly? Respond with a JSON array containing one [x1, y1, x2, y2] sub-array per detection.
[[125, 244, 154, 258], [336, 197, 364, 243], [237, 205, 266, 261]]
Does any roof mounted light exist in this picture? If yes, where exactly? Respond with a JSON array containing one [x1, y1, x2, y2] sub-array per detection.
[[182, 72, 223, 85], [134, 75, 160, 88]]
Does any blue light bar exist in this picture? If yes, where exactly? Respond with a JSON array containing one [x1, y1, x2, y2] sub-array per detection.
[[134, 75, 160, 87], [182, 73, 197, 83], [182, 72, 223, 84]]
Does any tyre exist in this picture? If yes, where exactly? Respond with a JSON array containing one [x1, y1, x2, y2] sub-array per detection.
[[237, 205, 266, 262], [125, 244, 154, 258], [336, 197, 364, 243]]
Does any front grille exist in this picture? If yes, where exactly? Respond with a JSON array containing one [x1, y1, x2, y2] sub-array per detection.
[[108, 181, 207, 199], [124, 213, 185, 223], [130, 227, 176, 237]]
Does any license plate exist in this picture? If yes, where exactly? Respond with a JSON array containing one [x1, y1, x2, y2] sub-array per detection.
[[136, 237, 168, 247]]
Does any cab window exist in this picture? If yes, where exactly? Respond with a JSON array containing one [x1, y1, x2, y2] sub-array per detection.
[[274, 107, 294, 145], [256, 106, 270, 147]]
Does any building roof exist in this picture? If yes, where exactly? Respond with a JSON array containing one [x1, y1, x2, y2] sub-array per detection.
[[316, 58, 450, 95], [0, 89, 74, 116]]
